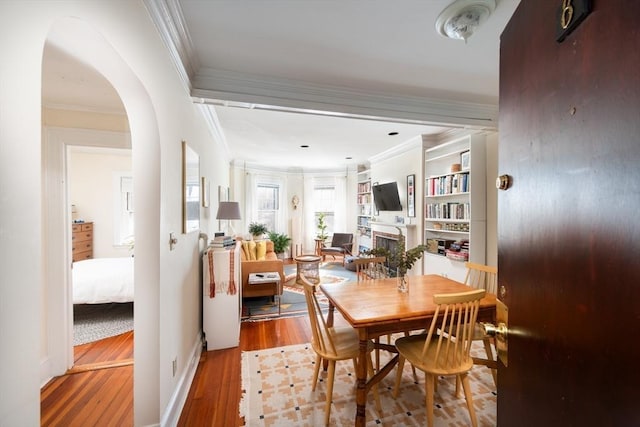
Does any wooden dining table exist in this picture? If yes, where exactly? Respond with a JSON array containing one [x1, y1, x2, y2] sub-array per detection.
[[320, 274, 497, 427]]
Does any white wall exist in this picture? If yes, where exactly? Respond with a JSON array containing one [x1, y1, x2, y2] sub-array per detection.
[[0, 2, 230, 425], [370, 139, 423, 243], [68, 148, 133, 258]]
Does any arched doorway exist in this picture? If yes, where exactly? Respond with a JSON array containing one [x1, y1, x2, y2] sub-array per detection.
[[42, 17, 161, 425]]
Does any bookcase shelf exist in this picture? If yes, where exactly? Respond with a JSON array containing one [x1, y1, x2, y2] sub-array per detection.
[[423, 134, 486, 282], [356, 168, 372, 253]]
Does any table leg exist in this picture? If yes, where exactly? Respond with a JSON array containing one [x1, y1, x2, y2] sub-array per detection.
[[355, 329, 368, 426]]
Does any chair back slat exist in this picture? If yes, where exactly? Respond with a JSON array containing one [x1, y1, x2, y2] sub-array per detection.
[[301, 275, 337, 357], [354, 256, 388, 281], [464, 262, 498, 295], [421, 289, 486, 371]]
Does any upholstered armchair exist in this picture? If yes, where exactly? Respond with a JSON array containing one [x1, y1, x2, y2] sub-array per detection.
[[320, 233, 353, 266]]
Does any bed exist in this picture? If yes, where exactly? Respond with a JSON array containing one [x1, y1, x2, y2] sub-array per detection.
[[72, 257, 134, 304]]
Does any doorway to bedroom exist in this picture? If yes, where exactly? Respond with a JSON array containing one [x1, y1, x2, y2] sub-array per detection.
[[67, 145, 135, 368], [42, 40, 136, 370]]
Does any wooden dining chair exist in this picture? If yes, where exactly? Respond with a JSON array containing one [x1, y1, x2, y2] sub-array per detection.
[[354, 256, 388, 280], [393, 289, 486, 427], [300, 276, 381, 426], [353, 256, 392, 370], [463, 262, 498, 386]]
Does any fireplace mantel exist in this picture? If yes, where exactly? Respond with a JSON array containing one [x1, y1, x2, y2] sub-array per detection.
[[370, 221, 416, 229], [370, 221, 419, 258]]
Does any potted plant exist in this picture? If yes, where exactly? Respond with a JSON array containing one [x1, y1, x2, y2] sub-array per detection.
[[267, 231, 292, 259], [316, 212, 329, 242], [248, 222, 268, 240], [363, 227, 427, 292]]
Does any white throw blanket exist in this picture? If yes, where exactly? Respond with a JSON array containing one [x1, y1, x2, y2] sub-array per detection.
[[203, 249, 237, 298]]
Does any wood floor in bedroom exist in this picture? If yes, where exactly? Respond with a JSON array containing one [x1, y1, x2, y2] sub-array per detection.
[[40, 317, 313, 426]]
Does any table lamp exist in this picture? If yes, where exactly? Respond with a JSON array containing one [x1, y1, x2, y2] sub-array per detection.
[[216, 201, 241, 236]]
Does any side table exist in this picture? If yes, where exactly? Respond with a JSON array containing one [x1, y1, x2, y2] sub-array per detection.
[[314, 238, 325, 257], [247, 272, 281, 316], [295, 254, 322, 285]]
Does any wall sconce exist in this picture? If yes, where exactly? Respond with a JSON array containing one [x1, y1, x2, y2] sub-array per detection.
[[435, 0, 495, 42]]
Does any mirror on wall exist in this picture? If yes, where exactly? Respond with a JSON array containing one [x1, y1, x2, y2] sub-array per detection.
[[182, 141, 200, 233]]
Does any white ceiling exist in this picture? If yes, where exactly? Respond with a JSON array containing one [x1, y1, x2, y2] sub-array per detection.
[[42, 0, 521, 171]]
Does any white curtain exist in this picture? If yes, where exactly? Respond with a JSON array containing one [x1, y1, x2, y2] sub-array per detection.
[[244, 171, 256, 227], [303, 174, 316, 251], [245, 171, 287, 234], [334, 174, 347, 232]]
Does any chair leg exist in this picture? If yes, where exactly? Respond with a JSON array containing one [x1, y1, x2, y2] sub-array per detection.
[[393, 355, 406, 398], [459, 373, 478, 427], [312, 354, 322, 391], [425, 374, 435, 427], [375, 337, 380, 372], [455, 376, 462, 398], [400, 332, 418, 381], [483, 337, 498, 386], [324, 360, 336, 427], [367, 353, 382, 414]]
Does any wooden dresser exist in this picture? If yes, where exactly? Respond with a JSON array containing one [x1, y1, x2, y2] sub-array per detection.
[[72, 222, 93, 262]]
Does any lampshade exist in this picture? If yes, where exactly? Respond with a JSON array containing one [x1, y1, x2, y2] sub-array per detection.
[[435, 0, 495, 42], [216, 201, 241, 220]]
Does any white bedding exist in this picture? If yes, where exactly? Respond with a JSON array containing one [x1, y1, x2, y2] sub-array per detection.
[[73, 257, 134, 304]]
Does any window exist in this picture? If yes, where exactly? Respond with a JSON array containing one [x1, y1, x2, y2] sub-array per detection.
[[114, 174, 134, 246], [256, 183, 279, 232], [314, 184, 335, 235]]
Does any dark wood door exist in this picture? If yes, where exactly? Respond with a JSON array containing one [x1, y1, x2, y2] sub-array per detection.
[[498, 1, 640, 425]]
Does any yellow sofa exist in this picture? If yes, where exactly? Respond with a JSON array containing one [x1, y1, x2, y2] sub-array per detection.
[[239, 239, 285, 298]]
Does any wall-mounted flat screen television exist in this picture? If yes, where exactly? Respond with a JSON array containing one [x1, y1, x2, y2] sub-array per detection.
[[372, 182, 402, 211]]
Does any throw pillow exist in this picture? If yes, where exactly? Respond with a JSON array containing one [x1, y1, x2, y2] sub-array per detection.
[[241, 241, 251, 260], [255, 240, 267, 260], [248, 240, 257, 261]]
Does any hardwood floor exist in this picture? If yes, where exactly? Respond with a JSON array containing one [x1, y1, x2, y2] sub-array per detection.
[[41, 331, 134, 426], [41, 317, 313, 426]]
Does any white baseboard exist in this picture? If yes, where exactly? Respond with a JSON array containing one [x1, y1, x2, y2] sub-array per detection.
[[160, 331, 203, 426], [40, 356, 53, 388]]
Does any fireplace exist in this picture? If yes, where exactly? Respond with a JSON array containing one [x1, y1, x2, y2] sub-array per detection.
[[372, 231, 400, 271]]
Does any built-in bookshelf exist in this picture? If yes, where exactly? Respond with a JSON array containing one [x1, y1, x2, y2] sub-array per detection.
[[423, 134, 486, 282], [356, 168, 373, 253]]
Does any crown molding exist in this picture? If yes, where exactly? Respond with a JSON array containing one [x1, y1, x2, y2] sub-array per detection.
[[231, 159, 356, 175], [144, 0, 199, 94], [192, 68, 498, 130], [197, 104, 231, 161]]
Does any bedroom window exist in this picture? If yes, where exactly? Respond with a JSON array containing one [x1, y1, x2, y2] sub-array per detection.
[[314, 184, 335, 235], [114, 174, 134, 247], [256, 183, 279, 232]]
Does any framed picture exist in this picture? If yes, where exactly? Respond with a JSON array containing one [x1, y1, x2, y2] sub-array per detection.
[[407, 174, 416, 217], [460, 150, 470, 170], [201, 177, 210, 208]]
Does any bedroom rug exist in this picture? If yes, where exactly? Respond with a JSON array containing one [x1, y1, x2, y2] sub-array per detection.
[[73, 302, 134, 346], [241, 341, 497, 426]]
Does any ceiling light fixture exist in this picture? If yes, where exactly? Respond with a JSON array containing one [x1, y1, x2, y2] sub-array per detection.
[[435, 0, 496, 43]]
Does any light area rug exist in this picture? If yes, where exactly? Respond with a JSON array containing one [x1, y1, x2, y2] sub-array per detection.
[[241, 340, 496, 426], [73, 302, 134, 346]]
